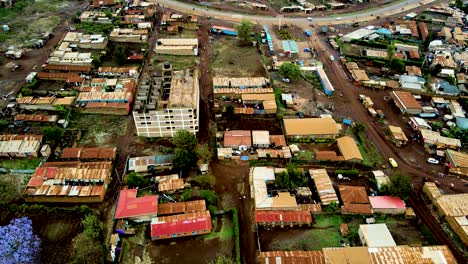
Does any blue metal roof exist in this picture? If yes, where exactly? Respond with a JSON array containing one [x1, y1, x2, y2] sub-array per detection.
[[375, 28, 392, 35], [456, 116, 468, 130]]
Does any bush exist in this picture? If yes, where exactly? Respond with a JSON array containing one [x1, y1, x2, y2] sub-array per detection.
[[127, 172, 149, 188], [199, 189, 217, 206], [208, 205, 217, 215], [227, 208, 241, 264], [82, 214, 103, 241], [194, 174, 216, 188], [324, 202, 339, 213], [335, 169, 359, 177], [41, 126, 64, 142]]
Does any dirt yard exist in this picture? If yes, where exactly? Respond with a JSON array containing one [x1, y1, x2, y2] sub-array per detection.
[[211, 36, 266, 78], [259, 214, 431, 251]]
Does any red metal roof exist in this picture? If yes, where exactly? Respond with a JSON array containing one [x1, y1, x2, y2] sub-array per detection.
[[115, 189, 158, 219], [255, 210, 312, 224], [27, 177, 43, 187], [127, 54, 144, 60], [369, 196, 406, 209], [150, 211, 211, 237]]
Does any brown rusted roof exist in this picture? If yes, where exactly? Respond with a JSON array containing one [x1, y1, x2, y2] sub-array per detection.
[[339, 185, 369, 204], [60, 147, 117, 160], [43, 64, 91, 72], [314, 150, 344, 161], [158, 200, 206, 215], [258, 251, 325, 264], [269, 135, 287, 147]]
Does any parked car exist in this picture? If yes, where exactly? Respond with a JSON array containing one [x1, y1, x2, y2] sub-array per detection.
[[336, 17, 342, 21], [329, 55, 335, 61], [307, 17, 313, 21], [388, 158, 398, 168], [427, 158, 439, 165], [282, 78, 291, 83]]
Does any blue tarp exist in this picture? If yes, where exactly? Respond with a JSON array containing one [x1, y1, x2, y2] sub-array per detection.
[[343, 119, 353, 125], [282, 40, 299, 53], [456, 117, 468, 130], [240, 156, 249, 161], [375, 28, 392, 35]]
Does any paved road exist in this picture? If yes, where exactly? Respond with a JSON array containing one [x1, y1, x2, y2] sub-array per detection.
[[156, 0, 436, 25]]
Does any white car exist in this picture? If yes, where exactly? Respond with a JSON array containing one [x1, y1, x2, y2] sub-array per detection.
[[427, 158, 439, 165], [282, 78, 291, 83], [336, 17, 342, 21], [307, 17, 313, 21]]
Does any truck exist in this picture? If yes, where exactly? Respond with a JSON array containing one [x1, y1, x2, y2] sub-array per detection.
[[368, 107, 377, 117]]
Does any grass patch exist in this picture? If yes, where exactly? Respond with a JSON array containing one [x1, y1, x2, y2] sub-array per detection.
[[211, 37, 265, 77], [203, 215, 233, 241], [313, 214, 343, 228], [41, 219, 77, 242], [0, 158, 42, 170], [153, 55, 199, 71], [268, 0, 290, 10], [301, 229, 342, 250], [69, 114, 128, 146]]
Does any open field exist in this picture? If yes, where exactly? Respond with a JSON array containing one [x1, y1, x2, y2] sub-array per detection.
[[153, 54, 199, 71], [211, 36, 266, 77], [68, 114, 128, 147], [0, 0, 82, 49]]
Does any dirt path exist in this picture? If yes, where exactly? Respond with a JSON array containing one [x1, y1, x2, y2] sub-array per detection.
[[197, 19, 214, 144], [212, 162, 255, 264]]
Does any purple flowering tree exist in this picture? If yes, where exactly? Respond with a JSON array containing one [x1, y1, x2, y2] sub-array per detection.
[[0, 217, 41, 264]]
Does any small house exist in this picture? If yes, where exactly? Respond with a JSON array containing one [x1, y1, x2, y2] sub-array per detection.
[[252, 130, 270, 148], [114, 189, 158, 221], [336, 136, 363, 162], [283, 118, 340, 140], [358, 224, 397, 247], [369, 196, 406, 215], [223, 130, 252, 150], [391, 91, 422, 115]]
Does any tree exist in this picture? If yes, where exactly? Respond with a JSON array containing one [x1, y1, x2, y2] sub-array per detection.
[[112, 45, 128, 66], [225, 105, 234, 116], [324, 201, 339, 213], [279, 63, 302, 81], [389, 59, 405, 73], [173, 130, 197, 150], [351, 122, 365, 134], [388, 173, 412, 200], [0, 119, 8, 128], [82, 214, 103, 241], [387, 45, 395, 59], [199, 189, 217, 206], [127, 172, 149, 188], [71, 233, 105, 264], [431, 121, 443, 131], [287, 164, 306, 187], [194, 174, 216, 188], [41, 126, 64, 142], [195, 144, 212, 163], [0, 179, 21, 205], [173, 148, 197, 170], [235, 20, 254, 46], [209, 255, 236, 264], [275, 171, 291, 190], [446, 76, 456, 85], [0, 217, 41, 264]]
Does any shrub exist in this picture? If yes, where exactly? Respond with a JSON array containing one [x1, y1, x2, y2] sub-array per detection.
[[335, 169, 359, 177], [194, 174, 216, 188], [199, 190, 217, 206], [82, 214, 103, 241]]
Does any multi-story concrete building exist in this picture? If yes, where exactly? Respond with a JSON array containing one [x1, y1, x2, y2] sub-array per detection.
[[133, 65, 199, 137]]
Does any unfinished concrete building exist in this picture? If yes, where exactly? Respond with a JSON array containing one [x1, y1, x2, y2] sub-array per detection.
[[133, 64, 199, 137]]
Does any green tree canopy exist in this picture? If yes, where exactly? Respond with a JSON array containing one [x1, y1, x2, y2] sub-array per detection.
[[194, 174, 216, 188], [388, 173, 413, 200], [112, 45, 128, 66], [275, 171, 291, 190], [71, 233, 105, 264], [41, 126, 64, 142], [199, 189, 217, 206], [389, 59, 405, 73], [173, 130, 197, 150], [173, 148, 197, 170], [279, 63, 302, 81], [235, 20, 254, 46], [0, 179, 21, 205], [127, 172, 149, 188], [208, 256, 236, 264], [82, 214, 103, 241], [195, 144, 212, 163]]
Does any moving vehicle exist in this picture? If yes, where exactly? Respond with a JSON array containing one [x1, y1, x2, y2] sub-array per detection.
[[282, 78, 291, 83], [307, 17, 313, 21], [329, 55, 335, 61], [388, 158, 398, 168], [427, 158, 439, 165], [336, 17, 342, 21]]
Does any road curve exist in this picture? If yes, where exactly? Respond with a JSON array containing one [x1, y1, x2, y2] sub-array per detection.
[[155, 0, 437, 25]]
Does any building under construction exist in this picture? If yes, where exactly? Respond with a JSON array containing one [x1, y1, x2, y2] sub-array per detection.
[[133, 64, 199, 137]]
